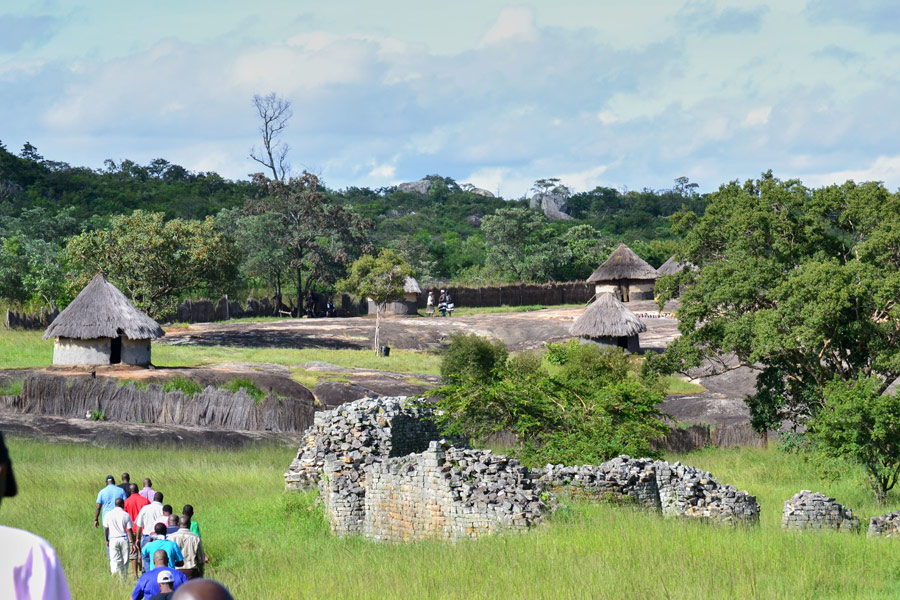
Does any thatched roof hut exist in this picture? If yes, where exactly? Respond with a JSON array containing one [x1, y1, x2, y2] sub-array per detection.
[[657, 256, 687, 276], [586, 243, 658, 302], [570, 292, 645, 352], [44, 273, 163, 366], [404, 276, 423, 296]]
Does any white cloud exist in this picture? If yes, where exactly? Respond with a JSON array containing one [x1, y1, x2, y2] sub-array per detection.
[[478, 7, 538, 47], [596, 110, 618, 125], [799, 155, 900, 188], [743, 106, 771, 126], [368, 162, 396, 178]]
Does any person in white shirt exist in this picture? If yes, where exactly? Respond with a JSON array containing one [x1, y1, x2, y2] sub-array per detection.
[[0, 432, 73, 599], [135, 492, 164, 572], [102, 497, 135, 577]]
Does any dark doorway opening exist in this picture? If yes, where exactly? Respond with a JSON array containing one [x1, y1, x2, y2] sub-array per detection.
[[110, 336, 122, 364], [617, 337, 628, 350]]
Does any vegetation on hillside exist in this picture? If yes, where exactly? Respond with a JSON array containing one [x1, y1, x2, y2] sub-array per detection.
[[0, 139, 701, 312]]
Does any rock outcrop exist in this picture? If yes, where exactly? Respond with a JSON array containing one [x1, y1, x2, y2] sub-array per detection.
[[529, 192, 572, 220]]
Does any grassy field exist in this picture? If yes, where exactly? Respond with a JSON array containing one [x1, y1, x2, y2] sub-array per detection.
[[2, 438, 899, 599], [0, 329, 442, 375]]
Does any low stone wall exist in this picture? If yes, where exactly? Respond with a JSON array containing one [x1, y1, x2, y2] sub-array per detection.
[[782, 491, 860, 532], [655, 461, 759, 524], [537, 456, 759, 525], [5, 373, 315, 433], [868, 511, 900, 538], [361, 442, 544, 541], [537, 457, 661, 511], [283, 397, 442, 492]]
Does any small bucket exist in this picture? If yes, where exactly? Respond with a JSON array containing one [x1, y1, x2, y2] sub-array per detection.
[[381, 346, 391, 357]]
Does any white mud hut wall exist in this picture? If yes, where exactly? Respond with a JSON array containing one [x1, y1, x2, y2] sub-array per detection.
[[52, 337, 112, 366]]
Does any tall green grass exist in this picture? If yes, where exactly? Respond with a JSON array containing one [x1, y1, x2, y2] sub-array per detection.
[[2, 439, 900, 599], [0, 330, 53, 369]]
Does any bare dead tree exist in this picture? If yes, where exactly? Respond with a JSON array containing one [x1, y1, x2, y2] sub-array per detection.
[[250, 93, 293, 182]]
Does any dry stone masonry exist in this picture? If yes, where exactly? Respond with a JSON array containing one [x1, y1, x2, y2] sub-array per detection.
[[285, 397, 762, 541], [283, 397, 442, 492], [868, 511, 900, 538], [537, 456, 759, 525], [362, 441, 545, 541], [782, 491, 860, 532]]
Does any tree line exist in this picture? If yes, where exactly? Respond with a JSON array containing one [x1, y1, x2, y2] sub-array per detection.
[[0, 140, 698, 317]]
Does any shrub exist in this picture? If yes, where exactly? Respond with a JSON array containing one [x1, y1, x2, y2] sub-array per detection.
[[220, 378, 266, 403], [440, 332, 508, 383], [162, 376, 204, 397], [435, 335, 668, 467]]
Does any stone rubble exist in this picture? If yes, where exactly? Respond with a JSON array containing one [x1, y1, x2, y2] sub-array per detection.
[[868, 511, 900, 538], [781, 490, 860, 532], [536, 456, 759, 525]]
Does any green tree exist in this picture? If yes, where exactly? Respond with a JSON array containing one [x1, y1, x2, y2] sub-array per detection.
[[338, 250, 413, 354], [248, 173, 373, 313], [480, 207, 559, 282], [66, 210, 239, 319], [653, 174, 900, 433], [810, 376, 900, 503], [217, 208, 293, 301]]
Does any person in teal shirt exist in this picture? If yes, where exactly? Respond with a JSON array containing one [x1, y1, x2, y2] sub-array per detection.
[[141, 523, 184, 568]]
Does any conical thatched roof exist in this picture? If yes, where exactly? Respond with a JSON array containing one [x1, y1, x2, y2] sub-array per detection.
[[657, 255, 687, 276], [404, 276, 423, 294], [570, 293, 647, 338], [587, 243, 658, 282], [44, 273, 165, 341]]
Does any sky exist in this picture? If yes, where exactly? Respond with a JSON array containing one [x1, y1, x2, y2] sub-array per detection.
[[3, 0, 900, 197]]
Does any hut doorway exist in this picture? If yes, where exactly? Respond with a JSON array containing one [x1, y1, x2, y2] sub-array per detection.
[[110, 335, 122, 364], [618, 284, 630, 302], [616, 337, 628, 350]]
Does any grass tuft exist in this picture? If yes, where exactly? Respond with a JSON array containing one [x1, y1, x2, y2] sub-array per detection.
[[162, 375, 204, 397], [220, 377, 266, 403], [0, 379, 24, 396]]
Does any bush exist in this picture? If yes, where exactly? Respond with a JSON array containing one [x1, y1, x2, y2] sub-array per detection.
[[220, 378, 266, 403], [117, 378, 148, 391], [440, 333, 508, 383], [435, 335, 668, 466], [162, 375, 204, 397]]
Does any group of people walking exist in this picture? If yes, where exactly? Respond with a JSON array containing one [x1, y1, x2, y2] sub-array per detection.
[[426, 290, 455, 317], [96, 473, 212, 599]]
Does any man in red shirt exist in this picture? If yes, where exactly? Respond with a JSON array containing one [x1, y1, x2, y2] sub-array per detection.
[[124, 483, 150, 577]]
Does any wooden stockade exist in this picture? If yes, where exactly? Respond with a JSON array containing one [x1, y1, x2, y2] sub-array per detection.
[[417, 282, 595, 310], [652, 423, 771, 453], [5, 307, 59, 330], [2, 374, 315, 433]]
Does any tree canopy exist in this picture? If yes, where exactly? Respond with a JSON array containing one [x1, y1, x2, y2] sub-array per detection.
[[654, 172, 900, 432]]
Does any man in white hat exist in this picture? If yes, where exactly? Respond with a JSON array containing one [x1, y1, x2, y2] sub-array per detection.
[[151, 569, 176, 600]]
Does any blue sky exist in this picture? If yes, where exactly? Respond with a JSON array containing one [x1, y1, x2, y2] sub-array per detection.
[[3, 0, 900, 196]]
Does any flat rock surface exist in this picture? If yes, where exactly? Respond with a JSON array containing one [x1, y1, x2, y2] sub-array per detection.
[[160, 300, 680, 353]]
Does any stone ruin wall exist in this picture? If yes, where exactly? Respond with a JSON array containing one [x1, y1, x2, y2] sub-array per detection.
[[284, 397, 442, 493], [536, 457, 760, 525], [286, 397, 761, 542], [362, 442, 544, 542], [782, 491, 860, 532]]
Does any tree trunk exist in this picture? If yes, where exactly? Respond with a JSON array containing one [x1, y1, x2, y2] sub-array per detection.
[[296, 267, 302, 318], [374, 304, 381, 356]]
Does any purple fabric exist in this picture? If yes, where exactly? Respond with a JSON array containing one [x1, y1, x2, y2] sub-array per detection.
[[138, 487, 157, 502], [0, 525, 72, 600]]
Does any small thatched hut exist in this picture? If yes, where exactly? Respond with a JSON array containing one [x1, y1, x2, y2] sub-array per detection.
[[570, 292, 646, 352], [43, 273, 164, 366], [657, 255, 687, 276], [587, 243, 658, 302], [367, 276, 423, 316]]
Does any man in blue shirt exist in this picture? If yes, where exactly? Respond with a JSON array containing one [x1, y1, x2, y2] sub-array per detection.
[[131, 549, 186, 600], [94, 475, 126, 534], [141, 523, 184, 568]]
